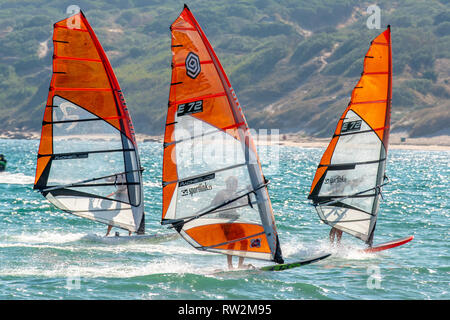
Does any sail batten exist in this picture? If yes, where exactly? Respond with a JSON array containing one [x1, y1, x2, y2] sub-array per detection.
[[162, 5, 283, 263], [34, 11, 144, 233], [308, 27, 392, 244]]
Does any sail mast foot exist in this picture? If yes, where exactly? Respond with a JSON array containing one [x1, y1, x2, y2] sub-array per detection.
[[273, 235, 284, 264]]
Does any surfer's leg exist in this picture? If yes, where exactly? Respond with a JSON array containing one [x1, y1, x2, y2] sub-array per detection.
[[329, 228, 336, 243], [336, 230, 343, 245], [227, 255, 233, 270], [106, 225, 112, 236], [238, 257, 255, 270], [238, 257, 245, 269]]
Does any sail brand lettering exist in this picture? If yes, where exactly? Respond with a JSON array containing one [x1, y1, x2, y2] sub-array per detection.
[[181, 182, 212, 197], [53, 153, 88, 160], [177, 100, 203, 116], [341, 120, 362, 133], [324, 175, 347, 184], [179, 173, 215, 187]]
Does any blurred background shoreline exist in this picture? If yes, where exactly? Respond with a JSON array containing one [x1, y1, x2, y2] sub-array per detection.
[[1, 130, 449, 151]]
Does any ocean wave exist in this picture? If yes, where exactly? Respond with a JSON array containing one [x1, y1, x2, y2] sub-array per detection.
[[0, 172, 34, 185]]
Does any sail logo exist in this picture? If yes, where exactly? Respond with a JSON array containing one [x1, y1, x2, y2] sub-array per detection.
[[250, 238, 261, 248], [324, 175, 346, 184], [177, 100, 203, 117], [341, 120, 362, 133], [54, 102, 79, 131], [186, 52, 201, 79], [181, 182, 213, 197]]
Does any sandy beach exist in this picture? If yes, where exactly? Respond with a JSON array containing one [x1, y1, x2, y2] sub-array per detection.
[[1, 130, 449, 152], [276, 133, 450, 151]]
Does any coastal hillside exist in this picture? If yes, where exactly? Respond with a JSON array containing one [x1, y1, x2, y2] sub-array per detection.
[[0, 0, 449, 138]]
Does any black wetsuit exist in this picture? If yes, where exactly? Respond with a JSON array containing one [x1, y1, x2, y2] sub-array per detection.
[[0, 156, 6, 171]]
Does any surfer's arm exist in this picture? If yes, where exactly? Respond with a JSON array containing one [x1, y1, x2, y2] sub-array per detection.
[[211, 190, 225, 206]]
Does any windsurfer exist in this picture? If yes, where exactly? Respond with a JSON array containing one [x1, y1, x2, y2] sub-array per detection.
[[211, 176, 254, 270], [212, 176, 243, 220], [329, 227, 343, 246], [105, 173, 131, 236]]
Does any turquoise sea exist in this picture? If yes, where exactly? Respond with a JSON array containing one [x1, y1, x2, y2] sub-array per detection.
[[0, 138, 448, 300]]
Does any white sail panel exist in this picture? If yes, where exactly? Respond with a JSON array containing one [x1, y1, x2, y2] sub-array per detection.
[[174, 114, 247, 180], [331, 111, 382, 164], [43, 126, 143, 230], [46, 193, 136, 230], [318, 163, 379, 196], [316, 206, 372, 239], [167, 114, 263, 232]]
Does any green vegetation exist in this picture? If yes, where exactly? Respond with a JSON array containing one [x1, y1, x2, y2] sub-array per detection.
[[0, 0, 449, 138]]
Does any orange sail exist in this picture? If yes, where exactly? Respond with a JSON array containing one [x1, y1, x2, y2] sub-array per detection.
[[308, 26, 392, 245], [162, 5, 283, 263], [33, 11, 144, 233]]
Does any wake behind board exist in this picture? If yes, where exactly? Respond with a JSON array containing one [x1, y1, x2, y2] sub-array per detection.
[[361, 235, 413, 253], [260, 253, 331, 271], [211, 253, 331, 275], [82, 233, 179, 244]]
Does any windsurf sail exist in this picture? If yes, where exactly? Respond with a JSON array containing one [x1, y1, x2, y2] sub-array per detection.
[[308, 26, 392, 245], [33, 11, 145, 233], [162, 5, 283, 263]]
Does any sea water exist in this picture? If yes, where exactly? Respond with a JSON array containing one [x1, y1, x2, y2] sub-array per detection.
[[0, 138, 448, 299]]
